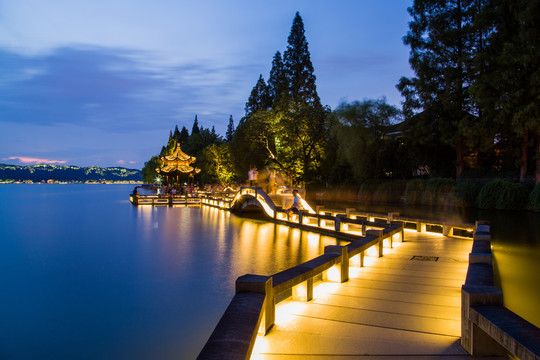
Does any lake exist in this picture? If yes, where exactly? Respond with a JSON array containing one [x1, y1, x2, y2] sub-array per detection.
[[0, 184, 538, 360], [0, 184, 344, 360]]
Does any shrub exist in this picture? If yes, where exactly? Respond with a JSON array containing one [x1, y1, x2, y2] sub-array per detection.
[[530, 184, 540, 212], [404, 179, 425, 205], [421, 178, 455, 206], [477, 179, 529, 210], [357, 179, 383, 204], [452, 181, 482, 207], [372, 181, 406, 203]]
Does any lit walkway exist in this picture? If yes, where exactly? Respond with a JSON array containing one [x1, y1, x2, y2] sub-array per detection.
[[250, 231, 503, 359]]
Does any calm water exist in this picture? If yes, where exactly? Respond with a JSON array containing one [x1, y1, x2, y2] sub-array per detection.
[[0, 184, 343, 360]]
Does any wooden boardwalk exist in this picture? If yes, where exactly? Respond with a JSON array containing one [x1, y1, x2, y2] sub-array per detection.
[[250, 231, 504, 359]]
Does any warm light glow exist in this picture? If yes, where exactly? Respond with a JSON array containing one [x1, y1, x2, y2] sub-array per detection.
[[292, 282, 308, 299], [299, 198, 315, 214], [350, 253, 361, 267], [366, 245, 378, 257], [325, 265, 341, 282], [256, 193, 275, 218], [363, 254, 378, 266], [307, 233, 319, 246]]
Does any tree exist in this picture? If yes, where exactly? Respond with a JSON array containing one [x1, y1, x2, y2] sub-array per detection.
[[397, 0, 484, 178], [179, 126, 189, 143], [268, 51, 287, 106], [192, 115, 200, 135], [280, 12, 327, 182], [199, 143, 237, 186], [245, 75, 271, 116], [225, 115, 235, 143], [173, 125, 181, 142], [141, 155, 162, 183], [332, 99, 403, 181], [471, 0, 540, 182], [283, 12, 321, 108]]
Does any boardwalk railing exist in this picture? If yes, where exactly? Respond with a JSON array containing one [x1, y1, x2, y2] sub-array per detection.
[[197, 215, 404, 359], [461, 221, 540, 359]]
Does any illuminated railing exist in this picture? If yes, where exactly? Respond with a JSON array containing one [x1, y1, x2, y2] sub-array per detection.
[[197, 216, 405, 360], [461, 221, 540, 359], [316, 207, 475, 239]]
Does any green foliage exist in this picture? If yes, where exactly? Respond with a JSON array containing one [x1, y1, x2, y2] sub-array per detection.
[[0, 164, 142, 183], [451, 181, 482, 207], [225, 116, 235, 143], [357, 179, 384, 204], [191, 115, 200, 135], [231, 12, 329, 184], [372, 181, 406, 204], [283, 12, 320, 108], [199, 143, 237, 186], [268, 51, 287, 106], [404, 179, 426, 205], [331, 99, 402, 182], [529, 184, 540, 212], [477, 180, 529, 210], [245, 75, 272, 116], [421, 178, 455, 206], [141, 156, 162, 183]]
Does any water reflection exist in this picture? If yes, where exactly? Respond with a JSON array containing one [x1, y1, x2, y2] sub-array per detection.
[[0, 185, 347, 360]]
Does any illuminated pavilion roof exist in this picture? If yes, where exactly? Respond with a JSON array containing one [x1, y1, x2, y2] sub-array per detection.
[[157, 143, 201, 176]]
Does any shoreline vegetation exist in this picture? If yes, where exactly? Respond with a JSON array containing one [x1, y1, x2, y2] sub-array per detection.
[[308, 178, 540, 212], [0, 164, 142, 184]]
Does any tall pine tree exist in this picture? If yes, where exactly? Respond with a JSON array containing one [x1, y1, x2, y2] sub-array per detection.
[[268, 51, 287, 107], [226, 115, 235, 142], [472, 0, 540, 182], [280, 12, 327, 182], [245, 75, 271, 116], [283, 12, 321, 108], [192, 115, 200, 135], [179, 126, 189, 143], [397, 0, 482, 178]]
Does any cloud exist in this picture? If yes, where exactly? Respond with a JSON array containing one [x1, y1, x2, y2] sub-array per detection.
[[0, 46, 254, 135], [3, 156, 67, 164]]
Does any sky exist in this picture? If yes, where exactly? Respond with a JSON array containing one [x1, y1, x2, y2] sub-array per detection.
[[0, 0, 414, 169]]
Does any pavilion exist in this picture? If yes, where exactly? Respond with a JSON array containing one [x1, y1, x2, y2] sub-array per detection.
[[156, 143, 201, 185]]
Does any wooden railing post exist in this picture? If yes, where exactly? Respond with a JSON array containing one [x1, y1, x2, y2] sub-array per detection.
[[366, 229, 384, 257], [236, 275, 274, 334], [324, 245, 349, 283]]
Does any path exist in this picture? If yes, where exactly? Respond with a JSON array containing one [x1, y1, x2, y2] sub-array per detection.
[[250, 230, 505, 359]]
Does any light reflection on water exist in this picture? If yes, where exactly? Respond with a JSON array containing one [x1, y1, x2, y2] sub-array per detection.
[[0, 184, 343, 360]]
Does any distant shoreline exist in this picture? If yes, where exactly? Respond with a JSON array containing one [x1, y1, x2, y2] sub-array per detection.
[[0, 163, 142, 183]]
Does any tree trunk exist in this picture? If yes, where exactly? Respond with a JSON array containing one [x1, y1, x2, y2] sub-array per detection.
[[456, 143, 465, 180], [520, 134, 528, 182], [536, 135, 540, 184]]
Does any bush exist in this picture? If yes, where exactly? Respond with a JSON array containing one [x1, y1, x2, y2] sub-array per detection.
[[477, 180, 529, 210], [452, 181, 482, 207], [357, 179, 383, 204], [529, 184, 540, 212], [421, 178, 455, 206], [404, 179, 425, 205], [372, 181, 406, 203]]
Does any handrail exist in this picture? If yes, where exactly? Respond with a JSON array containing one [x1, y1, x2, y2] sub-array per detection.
[[461, 221, 540, 359], [197, 216, 405, 359]]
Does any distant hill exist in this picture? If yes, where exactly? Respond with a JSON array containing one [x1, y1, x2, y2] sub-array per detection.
[[0, 164, 142, 183]]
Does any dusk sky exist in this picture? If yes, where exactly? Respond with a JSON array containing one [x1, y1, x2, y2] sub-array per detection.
[[0, 0, 414, 169]]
